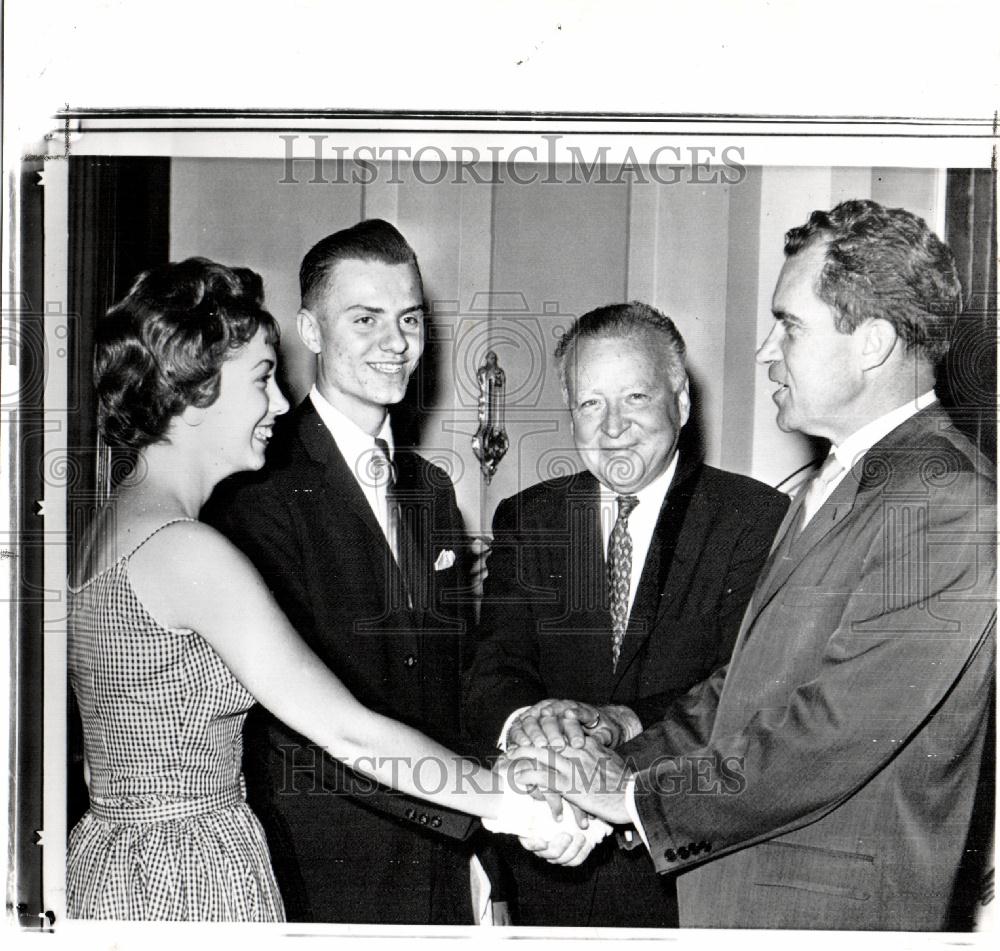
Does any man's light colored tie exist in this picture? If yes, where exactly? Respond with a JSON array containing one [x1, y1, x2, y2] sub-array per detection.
[[608, 494, 640, 671], [376, 437, 417, 609], [373, 438, 399, 560], [799, 452, 846, 531]]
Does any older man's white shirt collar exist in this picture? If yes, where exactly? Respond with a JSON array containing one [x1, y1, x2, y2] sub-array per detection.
[[309, 384, 394, 466], [800, 390, 938, 520], [832, 390, 937, 472], [597, 452, 679, 514]]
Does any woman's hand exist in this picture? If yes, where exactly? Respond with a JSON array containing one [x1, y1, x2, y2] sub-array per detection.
[[482, 756, 611, 866]]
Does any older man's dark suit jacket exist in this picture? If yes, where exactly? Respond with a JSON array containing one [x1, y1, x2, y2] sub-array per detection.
[[622, 405, 996, 930], [205, 398, 478, 924], [463, 454, 789, 926]]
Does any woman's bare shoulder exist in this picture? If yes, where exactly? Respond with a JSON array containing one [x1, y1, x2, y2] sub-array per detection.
[[129, 518, 252, 576], [125, 518, 267, 631]]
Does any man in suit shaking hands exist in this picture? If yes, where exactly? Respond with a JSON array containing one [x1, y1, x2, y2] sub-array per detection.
[[206, 220, 477, 923], [512, 200, 996, 931], [464, 301, 789, 926]]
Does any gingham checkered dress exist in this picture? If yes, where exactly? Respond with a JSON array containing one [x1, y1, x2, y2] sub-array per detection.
[[67, 520, 285, 920]]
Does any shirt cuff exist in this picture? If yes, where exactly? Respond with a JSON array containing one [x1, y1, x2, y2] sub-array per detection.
[[623, 774, 650, 849], [497, 706, 530, 752], [606, 704, 644, 745]]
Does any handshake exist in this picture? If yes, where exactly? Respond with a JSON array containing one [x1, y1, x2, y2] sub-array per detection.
[[482, 699, 639, 867]]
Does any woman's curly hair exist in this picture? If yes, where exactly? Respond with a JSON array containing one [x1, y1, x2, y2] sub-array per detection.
[[95, 257, 280, 450]]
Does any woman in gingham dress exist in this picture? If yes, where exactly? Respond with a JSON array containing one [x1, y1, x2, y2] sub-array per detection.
[[67, 258, 597, 922]]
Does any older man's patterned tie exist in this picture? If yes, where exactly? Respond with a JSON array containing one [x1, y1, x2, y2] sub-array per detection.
[[608, 494, 640, 671]]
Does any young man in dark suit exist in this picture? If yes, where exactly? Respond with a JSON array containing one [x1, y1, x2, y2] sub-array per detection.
[[464, 301, 789, 926], [206, 220, 478, 923]]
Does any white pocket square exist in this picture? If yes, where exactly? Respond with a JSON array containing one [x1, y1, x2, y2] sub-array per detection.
[[434, 549, 456, 571]]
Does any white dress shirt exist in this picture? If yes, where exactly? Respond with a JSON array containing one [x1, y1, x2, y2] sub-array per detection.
[[821, 389, 938, 502], [623, 391, 940, 845], [309, 385, 395, 548]]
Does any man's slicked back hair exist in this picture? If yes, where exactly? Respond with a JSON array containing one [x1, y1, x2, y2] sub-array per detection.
[[299, 218, 420, 311]]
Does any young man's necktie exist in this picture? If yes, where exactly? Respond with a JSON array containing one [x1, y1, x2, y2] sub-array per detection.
[[375, 437, 414, 609]]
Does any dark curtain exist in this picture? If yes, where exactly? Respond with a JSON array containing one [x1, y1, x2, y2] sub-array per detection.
[[66, 157, 171, 830], [68, 157, 171, 504], [941, 168, 997, 462], [942, 168, 996, 929]]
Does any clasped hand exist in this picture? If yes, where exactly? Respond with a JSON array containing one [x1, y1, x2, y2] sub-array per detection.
[[492, 700, 635, 865], [505, 697, 636, 827], [505, 698, 638, 752], [506, 736, 633, 826], [484, 750, 608, 866]]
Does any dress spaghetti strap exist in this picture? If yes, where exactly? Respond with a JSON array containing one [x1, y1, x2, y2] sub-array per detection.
[[123, 517, 200, 560], [69, 517, 201, 592]]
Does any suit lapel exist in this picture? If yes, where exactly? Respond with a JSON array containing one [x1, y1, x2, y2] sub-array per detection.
[[294, 399, 393, 553], [735, 406, 949, 646], [392, 449, 432, 594], [739, 495, 803, 627], [571, 471, 612, 629], [560, 473, 616, 694], [752, 473, 858, 617], [791, 471, 859, 550], [612, 455, 703, 689]]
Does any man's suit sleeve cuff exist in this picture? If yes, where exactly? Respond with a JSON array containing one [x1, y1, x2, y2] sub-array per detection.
[[627, 772, 713, 873], [497, 707, 530, 752]]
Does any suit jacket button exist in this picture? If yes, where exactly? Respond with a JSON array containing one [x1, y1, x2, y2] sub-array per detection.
[[404, 655, 417, 667], [665, 849, 677, 862], [431, 816, 442, 828], [419, 813, 429, 824], [678, 845, 690, 860]]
